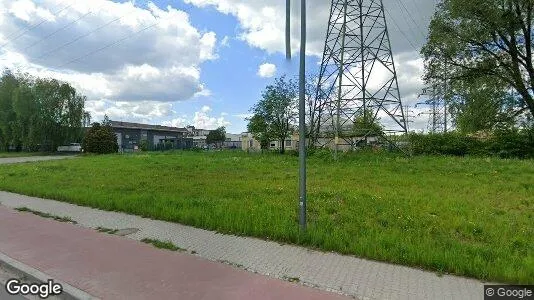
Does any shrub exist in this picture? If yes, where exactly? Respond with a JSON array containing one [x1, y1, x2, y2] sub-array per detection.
[[408, 130, 534, 159], [139, 139, 149, 152], [82, 123, 119, 154]]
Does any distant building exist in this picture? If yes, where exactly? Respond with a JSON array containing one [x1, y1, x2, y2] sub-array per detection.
[[224, 133, 243, 149], [109, 121, 193, 152], [241, 132, 300, 152], [185, 126, 212, 148]]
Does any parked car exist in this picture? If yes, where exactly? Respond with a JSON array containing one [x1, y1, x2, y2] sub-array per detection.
[[57, 143, 82, 152]]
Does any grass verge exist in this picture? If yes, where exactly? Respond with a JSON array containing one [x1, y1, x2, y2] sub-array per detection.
[[15, 207, 77, 224], [0, 151, 532, 283], [140, 238, 184, 251]]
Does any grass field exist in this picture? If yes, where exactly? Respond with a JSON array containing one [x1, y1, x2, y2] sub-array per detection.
[[0, 152, 53, 158], [0, 151, 532, 283]]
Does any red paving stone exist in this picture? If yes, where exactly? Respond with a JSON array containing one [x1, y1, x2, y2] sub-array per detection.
[[0, 206, 350, 300]]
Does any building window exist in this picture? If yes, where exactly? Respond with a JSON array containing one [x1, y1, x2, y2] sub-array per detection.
[[270, 143, 276, 148], [285, 140, 292, 147]]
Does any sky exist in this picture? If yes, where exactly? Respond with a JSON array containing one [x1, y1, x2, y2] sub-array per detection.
[[0, 0, 440, 133]]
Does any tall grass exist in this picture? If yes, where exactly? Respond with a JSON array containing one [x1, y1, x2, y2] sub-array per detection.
[[0, 151, 532, 283]]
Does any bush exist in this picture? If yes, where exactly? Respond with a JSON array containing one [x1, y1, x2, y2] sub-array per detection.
[[408, 130, 534, 159], [139, 139, 148, 152], [82, 123, 119, 154]]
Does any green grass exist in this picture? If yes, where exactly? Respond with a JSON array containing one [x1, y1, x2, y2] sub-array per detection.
[[0, 152, 54, 158], [141, 238, 184, 251], [96, 227, 119, 234], [0, 151, 532, 284], [15, 207, 77, 224]]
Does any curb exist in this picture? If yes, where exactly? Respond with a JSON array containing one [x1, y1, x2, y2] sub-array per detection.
[[0, 252, 99, 300]]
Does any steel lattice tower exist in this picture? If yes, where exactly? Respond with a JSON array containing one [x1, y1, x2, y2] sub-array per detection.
[[312, 0, 407, 150], [418, 85, 448, 133]]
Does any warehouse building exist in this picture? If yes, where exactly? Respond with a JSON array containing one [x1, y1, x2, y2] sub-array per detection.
[[110, 121, 193, 152]]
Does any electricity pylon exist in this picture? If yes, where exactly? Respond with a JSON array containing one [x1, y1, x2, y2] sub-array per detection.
[[418, 85, 448, 133], [312, 0, 407, 151]]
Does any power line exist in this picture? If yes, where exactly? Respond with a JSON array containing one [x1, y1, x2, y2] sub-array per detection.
[[0, 1, 74, 49], [22, 4, 106, 52], [56, 21, 160, 70], [384, 7, 419, 53], [393, 0, 426, 40], [35, 14, 127, 61]]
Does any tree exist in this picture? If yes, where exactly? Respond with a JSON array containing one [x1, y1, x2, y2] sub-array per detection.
[[248, 76, 298, 154], [206, 126, 226, 148], [352, 109, 384, 137], [82, 122, 118, 154], [0, 70, 87, 152], [246, 114, 271, 150], [422, 0, 534, 120], [450, 77, 519, 133]]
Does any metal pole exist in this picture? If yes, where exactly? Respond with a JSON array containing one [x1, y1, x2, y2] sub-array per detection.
[[299, 0, 307, 231], [335, 1, 348, 160], [286, 0, 291, 60]]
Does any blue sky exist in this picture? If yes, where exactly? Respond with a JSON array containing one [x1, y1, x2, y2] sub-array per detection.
[[0, 0, 436, 133]]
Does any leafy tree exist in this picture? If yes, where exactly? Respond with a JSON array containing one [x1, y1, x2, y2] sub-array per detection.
[[0, 70, 18, 151], [450, 77, 519, 133], [422, 0, 534, 119], [249, 76, 297, 154], [352, 109, 384, 137], [82, 122, 118, 154], [0, 70, 87, 152], [206, 126, 226, 148], [246, 114, 271, 150]]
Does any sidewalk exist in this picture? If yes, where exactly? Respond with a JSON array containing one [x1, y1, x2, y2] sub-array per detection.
[[0, 192, 489, 300], [0, 205, 348, 300]]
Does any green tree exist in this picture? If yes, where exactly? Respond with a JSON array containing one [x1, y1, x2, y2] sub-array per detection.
[[0, 70, 87, 152], [352, 109, 384, 137], [450, 77, 519, 133], [249, 76, 297, 154], [422, 0, 534, 119], [246, 114, 271, 150], [82, 122, 118, 154], [206, 126, 226, 148], [0, 70, 18, 151]]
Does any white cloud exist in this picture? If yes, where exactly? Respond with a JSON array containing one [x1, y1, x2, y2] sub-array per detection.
[[193, 105, 231, 129], [257, 63, 276, 78], [85, 100, 174, 122], [162, 117, 189, 128], [0, 0, 217, 104], [220, 36, 230, 47], [162, 106, 231, 130]]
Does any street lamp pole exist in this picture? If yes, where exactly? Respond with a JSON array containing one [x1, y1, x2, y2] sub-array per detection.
[[286, 0, 307, 231], [298, 0, 307, 231]]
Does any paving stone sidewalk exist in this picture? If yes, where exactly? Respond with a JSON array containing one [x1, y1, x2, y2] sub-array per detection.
[[0, 192, 491, 300]]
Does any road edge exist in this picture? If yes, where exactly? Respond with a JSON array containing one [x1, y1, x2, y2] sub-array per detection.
[[0, 252, 99, 300]]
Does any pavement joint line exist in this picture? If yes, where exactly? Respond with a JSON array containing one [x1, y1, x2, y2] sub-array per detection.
[[0, 252, 99, 300]]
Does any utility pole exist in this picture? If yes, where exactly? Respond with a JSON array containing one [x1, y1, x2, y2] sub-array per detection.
[[298, 0, 307, 231], [287, 0, 307, 231]]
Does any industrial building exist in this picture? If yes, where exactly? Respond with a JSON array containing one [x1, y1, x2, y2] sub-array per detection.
[[110, 121, 193, 152]]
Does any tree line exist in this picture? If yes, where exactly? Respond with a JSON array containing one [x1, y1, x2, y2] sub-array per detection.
[[0, 69, 89, 152], [423, 0, 534, 133], [248, 0, 533, 155]]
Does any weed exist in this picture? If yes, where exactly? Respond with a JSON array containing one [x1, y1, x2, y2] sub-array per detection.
[[15, 207, 77, 224], [140, 238, 184, 251]]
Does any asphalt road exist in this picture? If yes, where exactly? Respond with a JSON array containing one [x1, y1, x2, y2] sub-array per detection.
[[0, 285, 27, 300]]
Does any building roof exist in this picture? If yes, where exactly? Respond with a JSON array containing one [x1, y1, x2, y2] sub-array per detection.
[[110, 121, 189, 133]]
